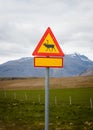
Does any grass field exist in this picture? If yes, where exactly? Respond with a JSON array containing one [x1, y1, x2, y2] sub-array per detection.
[[0, 88, 93, 130], [0, 76, 93, 130]]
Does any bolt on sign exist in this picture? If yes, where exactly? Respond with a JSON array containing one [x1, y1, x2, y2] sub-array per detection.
[[32, 27, 64, 67]]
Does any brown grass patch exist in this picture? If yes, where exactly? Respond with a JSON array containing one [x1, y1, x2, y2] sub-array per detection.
[[0, 76, 93, 90]]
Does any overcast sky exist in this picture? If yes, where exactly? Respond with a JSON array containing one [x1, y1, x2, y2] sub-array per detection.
[[0, 0, 93, 64]]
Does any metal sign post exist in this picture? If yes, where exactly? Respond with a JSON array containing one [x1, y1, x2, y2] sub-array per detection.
[[32, 27, 64, 130], [45, 67, 49, 130]]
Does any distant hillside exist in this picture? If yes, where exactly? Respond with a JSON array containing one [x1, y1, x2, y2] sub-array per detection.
[[80, 68, 93, 76], [0, 53, 93, 77]]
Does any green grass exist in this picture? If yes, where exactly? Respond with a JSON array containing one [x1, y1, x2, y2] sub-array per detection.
[[0, 88, 93, 130]]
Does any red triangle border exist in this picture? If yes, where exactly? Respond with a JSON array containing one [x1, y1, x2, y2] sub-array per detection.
[[32, 27, 64, 57]]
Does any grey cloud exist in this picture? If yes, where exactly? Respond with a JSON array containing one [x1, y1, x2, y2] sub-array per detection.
[[0, 0, 93, 63]]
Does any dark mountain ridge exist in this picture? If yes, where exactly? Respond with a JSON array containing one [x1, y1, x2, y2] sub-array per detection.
[[0, 53, 93, 77]]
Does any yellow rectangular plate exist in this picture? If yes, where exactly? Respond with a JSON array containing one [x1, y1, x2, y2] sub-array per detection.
[[34, 57, 63, 68]]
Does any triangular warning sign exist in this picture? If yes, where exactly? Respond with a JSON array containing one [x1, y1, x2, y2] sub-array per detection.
[[32, 27, 64, 56]]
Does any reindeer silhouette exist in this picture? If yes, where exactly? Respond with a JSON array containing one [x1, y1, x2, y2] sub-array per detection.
[[43, 40, 56, 52]]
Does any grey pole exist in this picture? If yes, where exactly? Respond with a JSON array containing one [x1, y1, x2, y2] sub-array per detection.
[[45, 67, 49, 130]]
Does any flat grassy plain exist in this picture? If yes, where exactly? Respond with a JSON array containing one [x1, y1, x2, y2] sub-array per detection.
[[0, 76, 93, 130]]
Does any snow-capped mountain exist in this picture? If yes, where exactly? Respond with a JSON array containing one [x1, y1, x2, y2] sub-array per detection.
[[80, 68, 93, 76], [0, 53, 93, 77]]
